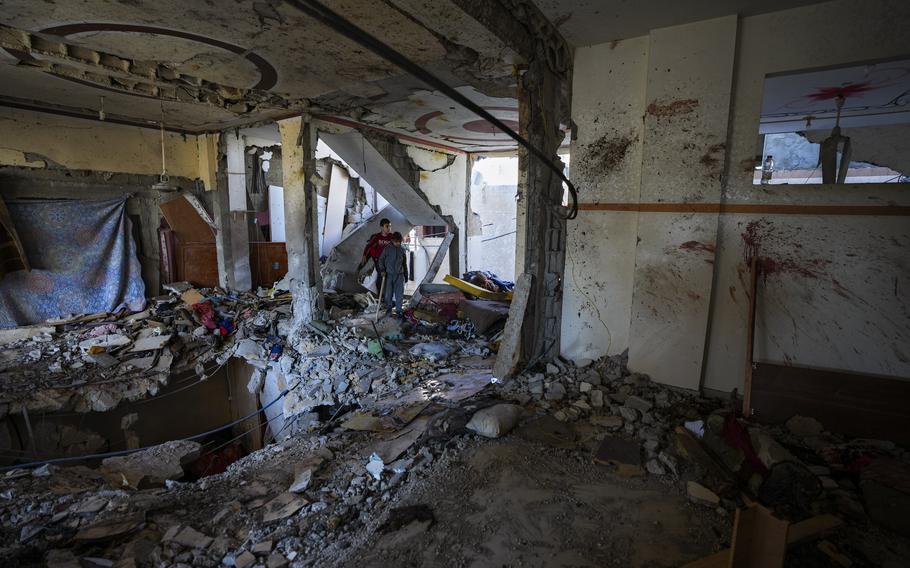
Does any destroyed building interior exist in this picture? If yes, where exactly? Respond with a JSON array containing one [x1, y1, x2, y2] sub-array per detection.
[[0, 0, 909, 566]]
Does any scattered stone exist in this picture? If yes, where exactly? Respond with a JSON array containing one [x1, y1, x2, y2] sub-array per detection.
[[164, 525, 213, 549], [590, 415, 623, 430], [687, 481, 720, 506], [646, 459, 666, 475], [289, 456, 325, 493], [749, 429, 796, 468], [251, 540, 273, 555], [545, 382, 566, 401], [619, 406, 639, 423], [624, 395, 653, 414], [579, 381, 592, 392], [786, 415, 824, 437], [589, 390, 604, 408], [234, 550, 256, 568]]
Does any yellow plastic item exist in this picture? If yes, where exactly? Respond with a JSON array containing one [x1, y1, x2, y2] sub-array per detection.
[[443, 274, 512, 301]]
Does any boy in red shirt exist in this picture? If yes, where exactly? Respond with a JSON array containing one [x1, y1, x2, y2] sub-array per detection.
[[357, 218, 393, 273]]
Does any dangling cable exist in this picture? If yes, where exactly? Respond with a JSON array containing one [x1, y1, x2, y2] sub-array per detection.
[[283, 0, 578, 219], [159, 100, 168, 182]]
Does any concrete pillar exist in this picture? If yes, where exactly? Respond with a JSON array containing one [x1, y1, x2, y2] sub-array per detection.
[[212, 133, 252, 291], [452, 0, 572, 365], [278, 115, 324, 330], [518, 57, 571, 365]]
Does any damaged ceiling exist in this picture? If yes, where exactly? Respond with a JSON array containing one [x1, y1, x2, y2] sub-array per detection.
[[535, 0, 830, 47], [0, 0, 520, 141], [0, 1, 838, 151]]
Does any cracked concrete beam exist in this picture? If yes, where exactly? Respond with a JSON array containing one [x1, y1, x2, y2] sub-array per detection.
[[451, 0, 571, 80], [0, 24, 300, 116]]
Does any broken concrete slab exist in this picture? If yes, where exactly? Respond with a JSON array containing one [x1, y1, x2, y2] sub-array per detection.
[[590, 415, 624, 430], [163, 525, 213, 549], [78, 334, 131, 352], [288, 456, 325, 493], [234, 550, 256, 568], [101, 440, 201, 487], [73, 514, 145, 543], [368, 415, 432, 465], [128, 332, 172, 352], [0, 325, 55, 346], [262, 493, 308, 523]]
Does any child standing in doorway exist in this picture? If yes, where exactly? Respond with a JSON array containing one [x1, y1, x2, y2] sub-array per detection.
[[377, 232, 408, 318]]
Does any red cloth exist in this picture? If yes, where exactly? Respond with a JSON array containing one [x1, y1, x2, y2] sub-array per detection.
[[363, 232, 393, 261]]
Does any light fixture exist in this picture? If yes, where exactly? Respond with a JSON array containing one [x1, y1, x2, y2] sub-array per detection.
[[152, 100, 177, 192]]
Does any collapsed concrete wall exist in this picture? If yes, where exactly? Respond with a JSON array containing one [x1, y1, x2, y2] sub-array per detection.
[[563, 0, 910, 390]]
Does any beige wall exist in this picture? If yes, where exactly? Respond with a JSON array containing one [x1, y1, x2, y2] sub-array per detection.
[[0, 107, 208, 184], [563, 0, 910, 389]]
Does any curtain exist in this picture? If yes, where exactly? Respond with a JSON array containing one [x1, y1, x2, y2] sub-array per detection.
[[0, 197, 145, 327]]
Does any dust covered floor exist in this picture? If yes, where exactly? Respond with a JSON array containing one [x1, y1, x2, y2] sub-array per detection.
[[345, 438, 725, 567]]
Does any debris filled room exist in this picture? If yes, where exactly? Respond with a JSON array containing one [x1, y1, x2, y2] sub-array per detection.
[[0, 1, 908, 566]]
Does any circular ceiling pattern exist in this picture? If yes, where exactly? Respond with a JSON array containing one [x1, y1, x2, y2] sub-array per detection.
[[6, 23, 278, 97], [414, 106, 519, 146]]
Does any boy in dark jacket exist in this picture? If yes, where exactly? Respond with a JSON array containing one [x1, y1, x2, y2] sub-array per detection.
[[377, 232, 407, 318]]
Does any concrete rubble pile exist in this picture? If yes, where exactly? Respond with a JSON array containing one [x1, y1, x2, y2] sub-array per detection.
[[501, 352, 910, 565], [0, 283, 292, 418], [0, 310, 907, 566]]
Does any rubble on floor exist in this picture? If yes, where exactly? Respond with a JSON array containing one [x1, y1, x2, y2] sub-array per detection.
[[1, 296, 909, 566], [0, 283, 293, 416]]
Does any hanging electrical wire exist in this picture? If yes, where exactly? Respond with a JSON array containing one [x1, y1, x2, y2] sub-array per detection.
[[283, 0, 578, 219]]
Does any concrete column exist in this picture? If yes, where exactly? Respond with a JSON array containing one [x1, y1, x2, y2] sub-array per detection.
[[518, 57, 571, 365], [212, 133, 252, 291], [278, 115, 324, 331]]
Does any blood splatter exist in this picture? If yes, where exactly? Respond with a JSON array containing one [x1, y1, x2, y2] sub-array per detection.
[[807, 82, 875, 101], [646, 98, 698, 119]]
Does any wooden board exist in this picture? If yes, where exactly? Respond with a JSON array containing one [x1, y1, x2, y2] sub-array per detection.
[[752, 363, 910, 445], [492, 273, 532, 380], [249, 242, 288, 289], [742, 255, 758, 417], [729, 504, 788, 568], [160, 196, 215, 244], [175, 243, 219, 288], [681, 514, 842, 568]]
